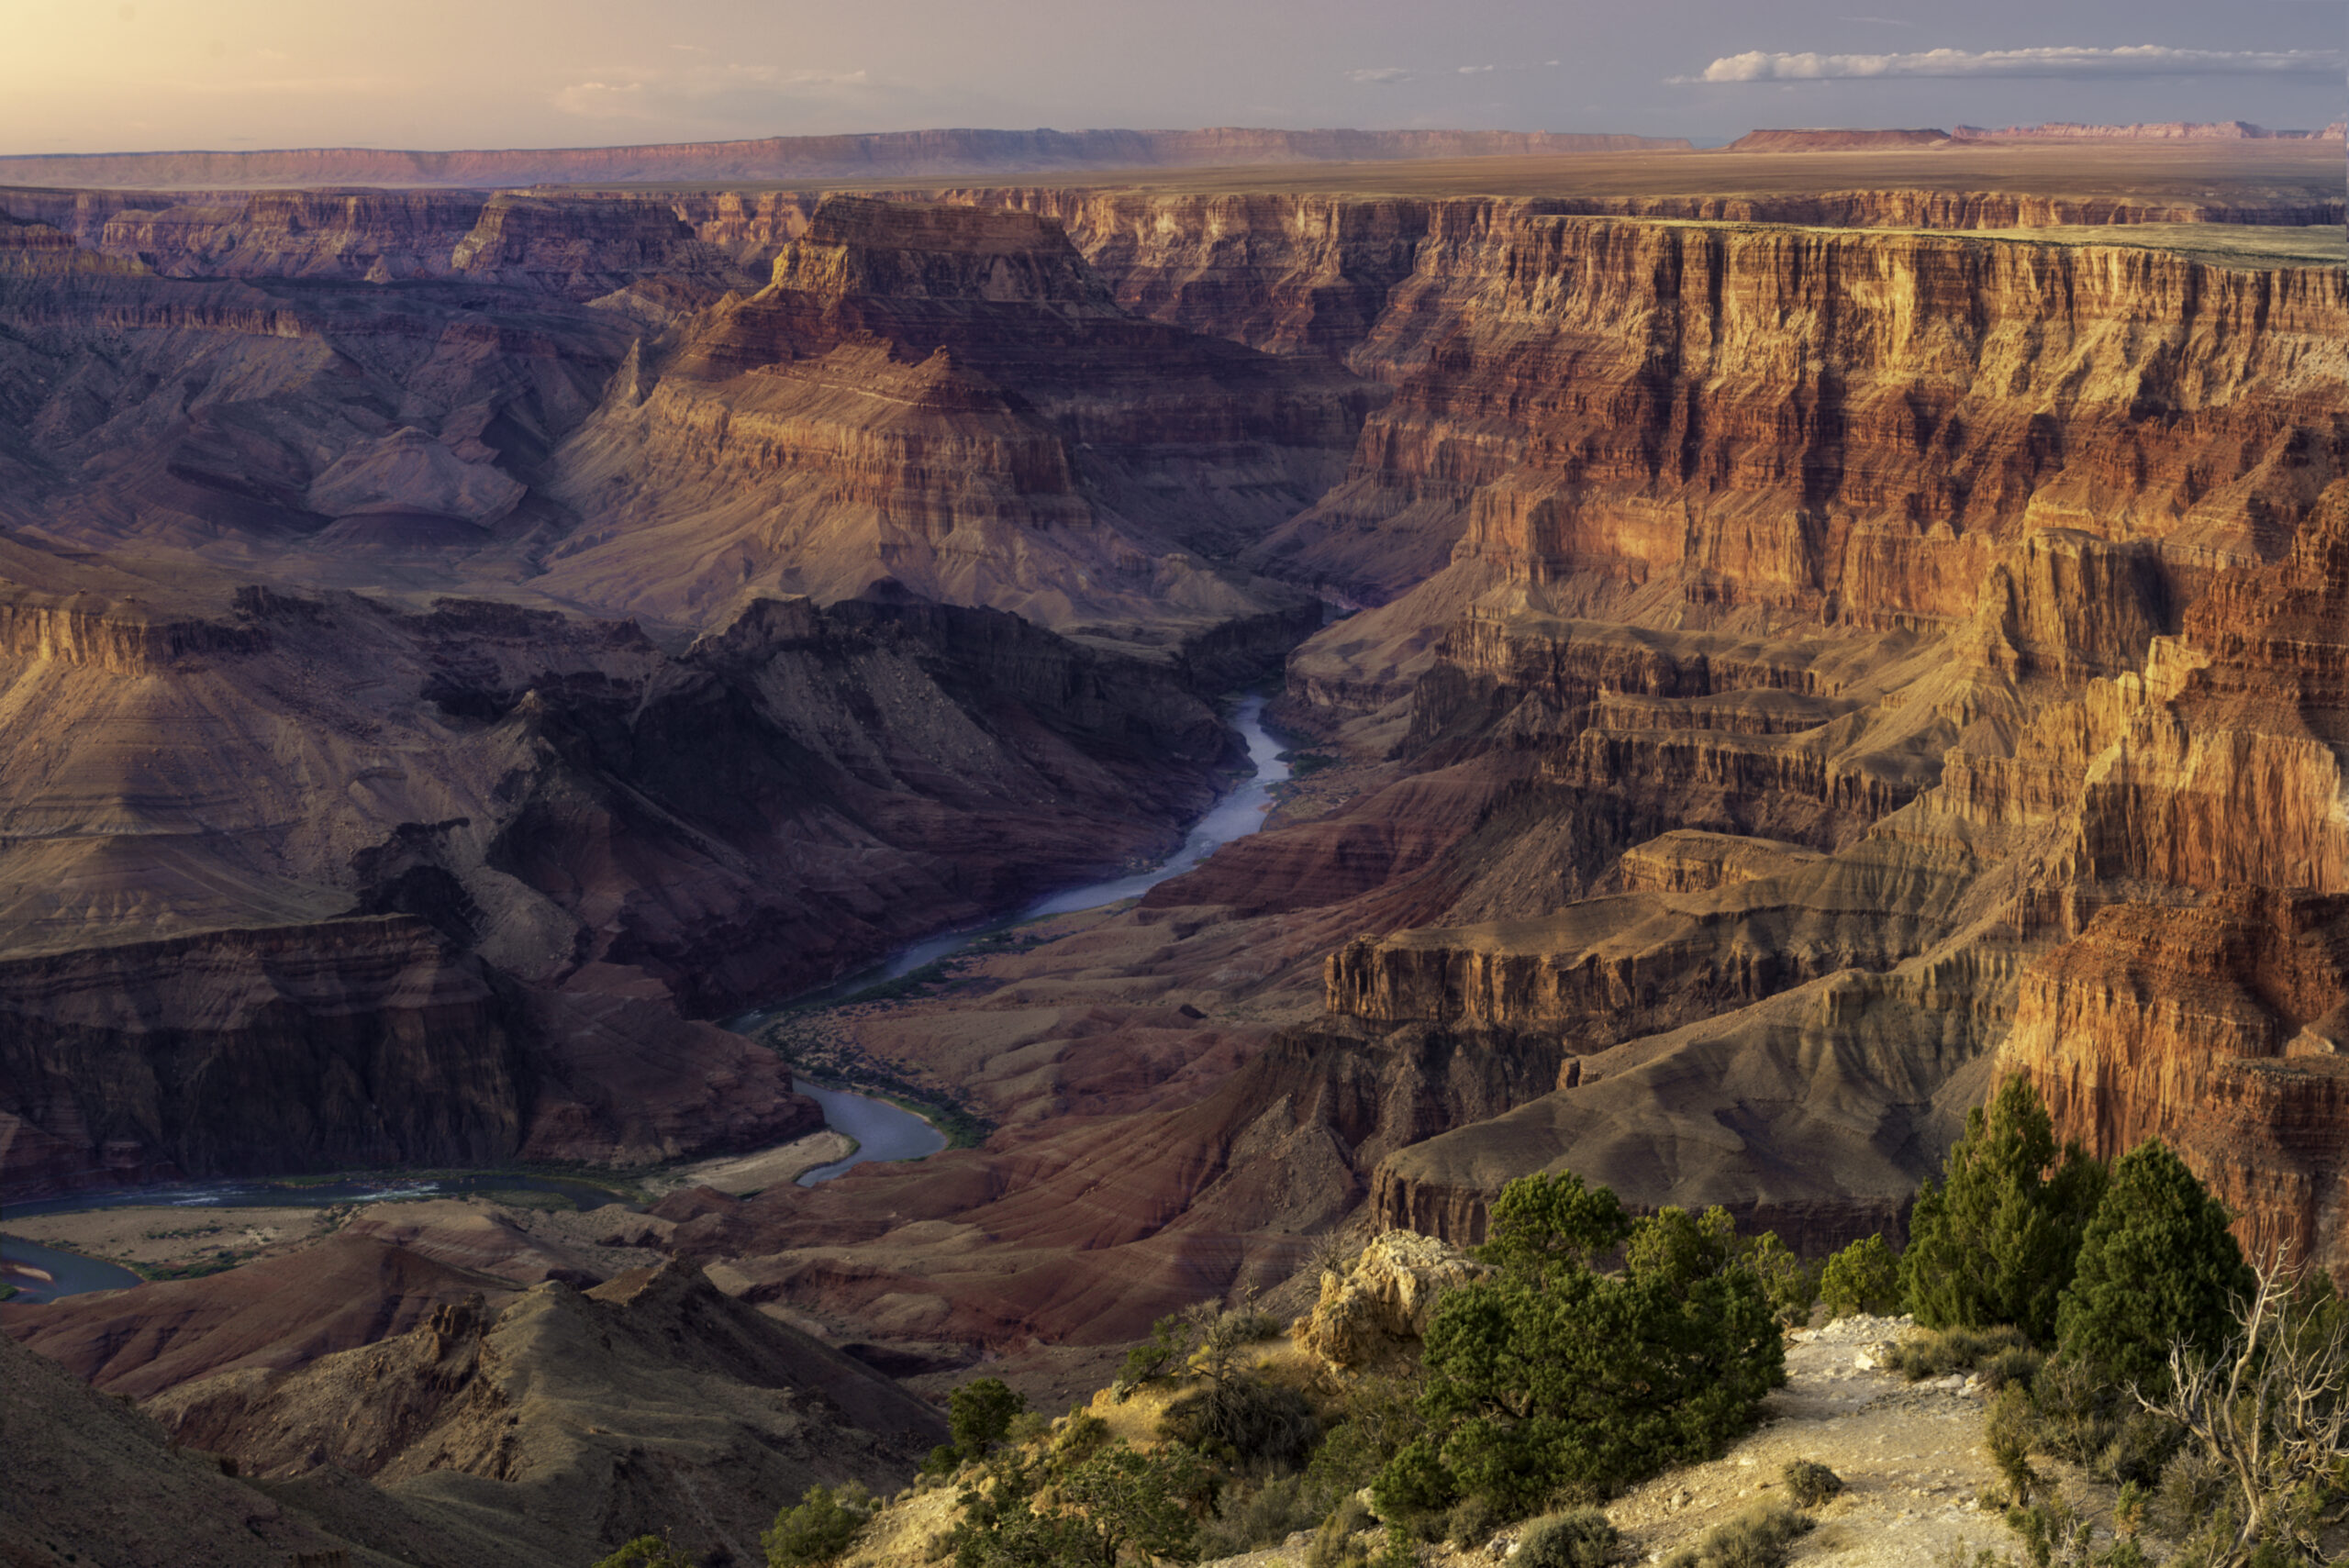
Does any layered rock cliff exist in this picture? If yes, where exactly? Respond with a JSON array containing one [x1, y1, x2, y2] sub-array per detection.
[[1163, 209, 2349, 1255], [540, 195, 1366, 644], [0, 557, 1260, 1199], [1994, 486, 2349, 1273]]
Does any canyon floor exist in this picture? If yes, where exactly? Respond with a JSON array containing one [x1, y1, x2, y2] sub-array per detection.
[[2, 127, 2346, 1560]]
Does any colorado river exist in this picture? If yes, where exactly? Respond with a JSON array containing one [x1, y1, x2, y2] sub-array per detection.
[[792, 1082, 950, 1185], [1, 1235, 140, 1304], [777, 692, 1293, 1182], [3, 698, 1297, 1238]]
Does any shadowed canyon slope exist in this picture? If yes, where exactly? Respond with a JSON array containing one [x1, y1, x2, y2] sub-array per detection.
[[0, 188, 1353, 1198], [4, 138, 2349, 1552]]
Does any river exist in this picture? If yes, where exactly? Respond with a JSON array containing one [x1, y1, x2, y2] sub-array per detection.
[[780, 692, 1292, 1183], [1, 695, 1293, 1272], [1, 1235, 140, 1304]]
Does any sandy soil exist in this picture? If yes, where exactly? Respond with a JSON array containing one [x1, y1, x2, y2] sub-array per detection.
[[641, 1129, 857, 1197], [1605, 1320, 2000, 1568], [1, 1206, 336, 1273]]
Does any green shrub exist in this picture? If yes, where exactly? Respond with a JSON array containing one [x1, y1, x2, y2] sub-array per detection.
[[2151, 1446, 2226, 1542], [1978, 1345, 2047, 1392], [1371, 1524, 1419, 1568], [2092, 1410, 2185, 1491], [1479, 1170, 1631, 1273], [1304, 1372, 1423, 1517], [1156, 1374, 1318, 1466], [2022, 1354, 2120, 1471], [1818, 1235, 1901, 1318], [1901, 1077, 2106, 1341], [1662, 1502, 1812, 1568], [2054, 1139, 2252, 1396], [1195, 1473, 1324, 1560], [952, 1440, 1207, 1568], [1984, 1385, 2042, 1505], [1307, 1496, 1377, 1568], [1052, 1413, 1111, 1464], [1738, 1233, 1820, 1329], [948, 1378, 1027, 1461], [1389, 1192, 1784, 1517], [764, 1482, 876, 1568], [1885, 1325, 2031, 1381], [1781, 1460, 1842, 1509], [1514, 1508, 1621, 1568], [1442, 1496, 1502, 1550], [596, 1539, 696, 1568]]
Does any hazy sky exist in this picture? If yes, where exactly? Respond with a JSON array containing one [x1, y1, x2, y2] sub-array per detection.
[[1, 0, 2342, 155]]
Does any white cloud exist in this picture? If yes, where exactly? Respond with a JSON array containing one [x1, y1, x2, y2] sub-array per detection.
[[1682, 44, 2343, 83], [1345, 67, 1414, 85], [1457, 64, 1495, 74], [553, 63, 873, 120], [553, 80, 649, 118], [718, 65, 870, 89]]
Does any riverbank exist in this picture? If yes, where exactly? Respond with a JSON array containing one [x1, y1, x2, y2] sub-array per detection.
[[639, 1129, 859, 1198], [2, 1206, 331, 1283]]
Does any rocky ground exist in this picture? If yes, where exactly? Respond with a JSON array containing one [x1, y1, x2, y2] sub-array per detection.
[[825, 1312, 2017, 1568], [1605, 1318, 2000, 1568]]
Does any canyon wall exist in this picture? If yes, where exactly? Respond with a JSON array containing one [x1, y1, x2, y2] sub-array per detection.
[[0, 571, 1261, 1200], [539, 195, 1366, 639], [1163, 202, 2349, 1257], [6, 172, 2349, 1267]]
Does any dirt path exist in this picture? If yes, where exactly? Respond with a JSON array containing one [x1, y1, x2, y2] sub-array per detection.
[[1605, 1318, 1999, 1568]]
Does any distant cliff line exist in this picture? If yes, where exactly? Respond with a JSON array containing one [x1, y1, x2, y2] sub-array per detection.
[[0, 127, 1694, 191], [1954, 120, 2349, 141], [1731, 122, 2349, 152]]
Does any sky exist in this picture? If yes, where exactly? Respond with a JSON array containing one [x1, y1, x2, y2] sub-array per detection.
[[0, 0, 2342, 155]]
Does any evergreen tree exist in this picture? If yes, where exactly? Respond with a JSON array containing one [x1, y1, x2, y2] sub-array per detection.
[[1818, 1235, 1901, 1318], [1480, 1169, 1631, 1273], [1385, 1188, 1785, 1518], [1900, 1075, 2106, 1340], [2055, 1138, 2253, 1395], [948, 1378, 1028, 1461]]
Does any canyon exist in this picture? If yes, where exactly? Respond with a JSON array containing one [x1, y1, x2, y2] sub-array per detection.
[[0, 128, 2345, 1560]]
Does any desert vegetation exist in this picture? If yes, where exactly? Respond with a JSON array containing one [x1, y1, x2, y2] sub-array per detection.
[[776, 1079, 2349, 1568]]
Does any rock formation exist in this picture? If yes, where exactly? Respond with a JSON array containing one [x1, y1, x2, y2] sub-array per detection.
[[3, 1253, 942, 1564], [1, 1329, 444, 1567], [540, 195, 1364, 643], [1296, 1229, 1487, 1371], [147, 1262, 944, 1564]]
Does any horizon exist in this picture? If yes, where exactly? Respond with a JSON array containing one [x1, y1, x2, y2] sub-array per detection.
[[0, 117, 2341, 170], [2, 0, 2342, 159]]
